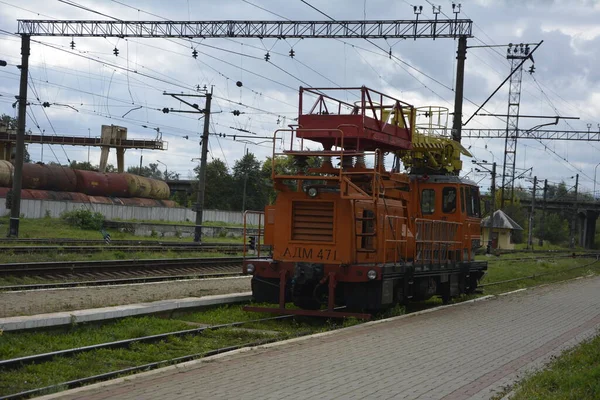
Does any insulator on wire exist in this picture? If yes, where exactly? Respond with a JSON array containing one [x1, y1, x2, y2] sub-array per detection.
[[113, 47, 119, 56], [70, 39, 75, 50], [192, 49, 198, 59], [289, 49, 295, 58], [264, 52, 270, 62]]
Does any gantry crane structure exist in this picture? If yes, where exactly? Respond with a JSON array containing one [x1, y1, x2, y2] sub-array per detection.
[[8, 17, 474, 237]]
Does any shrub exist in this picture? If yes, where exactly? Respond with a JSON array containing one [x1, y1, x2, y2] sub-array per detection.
[[61, 209, 105, 230]]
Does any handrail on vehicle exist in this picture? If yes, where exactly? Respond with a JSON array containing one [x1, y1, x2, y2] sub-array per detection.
[[414, 218, 462, 265], [383, 215, 408, 264], [271, 126, 386, 202], [243, 210, 265, 259]]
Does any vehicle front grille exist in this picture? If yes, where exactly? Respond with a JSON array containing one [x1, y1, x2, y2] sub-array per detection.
[[291, 201, 334, 242]]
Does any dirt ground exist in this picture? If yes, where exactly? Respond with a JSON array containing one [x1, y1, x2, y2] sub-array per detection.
[[0, 276, 251, 317]]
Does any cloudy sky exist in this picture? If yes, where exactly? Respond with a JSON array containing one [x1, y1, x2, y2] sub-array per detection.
[[0, 0, 599, 196]]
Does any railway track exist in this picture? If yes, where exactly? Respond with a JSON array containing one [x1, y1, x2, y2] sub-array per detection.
[[0, 315, 290, 400], [0, 257, 251, 290], [0, 238, 240, 246], [1, 244, 245, 254]]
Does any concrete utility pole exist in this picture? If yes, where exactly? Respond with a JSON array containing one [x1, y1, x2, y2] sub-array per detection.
[[538, 179, 547, 246], [571, 174, 579, 248], [452, 36, 467, 145], [195, 88, 212, 243], [528, 176, 537, 249], [162, 89, 213, 242], [487, 162, 496, 254], [8, 34, 30, 237]]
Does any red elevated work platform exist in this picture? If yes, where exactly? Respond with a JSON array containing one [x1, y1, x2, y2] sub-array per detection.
[[297, 86, 414, 152]]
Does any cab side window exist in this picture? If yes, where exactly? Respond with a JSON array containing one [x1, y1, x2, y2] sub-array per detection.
[[465, 187, 481, 217], [460, 187, 466, 213], [465, 187, 474, 216], [442, 187, 457, 213], [421, 189, 435, 215]]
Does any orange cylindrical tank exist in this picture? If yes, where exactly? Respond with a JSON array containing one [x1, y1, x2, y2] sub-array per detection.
[[44, 165, 77, 192], [74, 170, 109, 196], [0, 160, 13, 187], [106, 173, 130, 198], [148, 178, 170, 200], [122, 173, 151, 198], [22, 163, 49, 189]]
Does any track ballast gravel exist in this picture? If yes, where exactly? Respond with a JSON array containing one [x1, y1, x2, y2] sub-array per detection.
[[0, 276, 251, 317]]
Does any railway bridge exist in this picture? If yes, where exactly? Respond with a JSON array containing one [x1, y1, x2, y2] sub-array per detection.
[[520, 198, 600, 249]]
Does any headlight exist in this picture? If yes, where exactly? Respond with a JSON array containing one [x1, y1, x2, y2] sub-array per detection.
[[246, 263, 255, 274], [367, 269, 377, 280], [307, 187, 318, 197]]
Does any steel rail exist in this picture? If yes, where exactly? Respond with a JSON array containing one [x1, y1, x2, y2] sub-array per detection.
[[2, 245, 244, 254], [0, 340, 280, 400], [0, 271, 244, 292], [486, 253, 600, 264], [0, 315, 289, 370], [0, 238, 241, 246], [0, 257, 247, 277]]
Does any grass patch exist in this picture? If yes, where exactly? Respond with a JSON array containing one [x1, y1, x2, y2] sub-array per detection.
[[0, 328, 274, 396], [480, 255, 600, 295], [506, 333, 600, 400], [0, 217, 244, 244], [0, 316, 194, 360]]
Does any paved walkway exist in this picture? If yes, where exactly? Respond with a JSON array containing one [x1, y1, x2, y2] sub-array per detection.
[[40, 276, 600, 400]]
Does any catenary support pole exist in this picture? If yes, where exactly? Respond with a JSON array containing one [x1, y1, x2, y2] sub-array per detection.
[[194, 88, 213, 243], [487, 162, 496, 254], [8, 34, 30, 238], [571, 174, 578, 248], [539, 179, 547, 246], [528, 176, 537, 249], [452, 36, 467, 144]]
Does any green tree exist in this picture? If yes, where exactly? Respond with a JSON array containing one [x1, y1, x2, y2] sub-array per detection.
[[1, 114, 31, 162], [233, 152, 269, 211], [126, 163, 178, 180], [535, 212, 569, 244], [69, 161, 96, 171], [69, 160, 117, 172], [193, 158, 234, 210]]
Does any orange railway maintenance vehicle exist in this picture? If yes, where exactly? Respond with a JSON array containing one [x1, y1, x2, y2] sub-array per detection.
[[243, 86, 487, 319]]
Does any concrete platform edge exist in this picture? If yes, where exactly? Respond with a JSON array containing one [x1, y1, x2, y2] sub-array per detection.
[[0, 292, 252, 332]]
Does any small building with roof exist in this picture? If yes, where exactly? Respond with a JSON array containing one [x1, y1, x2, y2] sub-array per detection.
[[481, 210, 523, 250]]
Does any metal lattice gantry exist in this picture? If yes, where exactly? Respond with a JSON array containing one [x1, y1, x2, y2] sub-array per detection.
[[501, 44, 530, 206], [17, 19, 473, 38], [461, 129, 600, 141]]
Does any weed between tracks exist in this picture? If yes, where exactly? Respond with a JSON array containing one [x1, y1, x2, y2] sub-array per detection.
[[479, 255, 600, 295], [0, 305, 372, 397]]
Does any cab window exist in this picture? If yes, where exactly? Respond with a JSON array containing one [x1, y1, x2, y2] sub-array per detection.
[[421, 189, 435, 214], [460, 187, 466, 213], [442, 187, 457, 213], [466, 187, 481, 217], [465, 187, 473, 216]]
